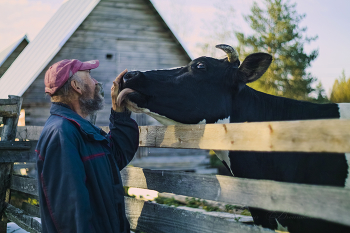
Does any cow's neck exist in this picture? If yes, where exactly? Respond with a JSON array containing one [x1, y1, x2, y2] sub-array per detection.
[[231, 86, 339, 123]]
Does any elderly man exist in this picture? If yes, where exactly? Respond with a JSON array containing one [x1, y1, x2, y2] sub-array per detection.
[[36, 59, 139, 233]]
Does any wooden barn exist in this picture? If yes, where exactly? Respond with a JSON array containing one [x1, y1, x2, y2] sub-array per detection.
[[0, 0, 213, 172], [0, 35, 29, 78]]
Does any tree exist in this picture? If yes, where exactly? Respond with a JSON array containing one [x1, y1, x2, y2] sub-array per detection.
[[236, 0, 319, 100], [330, 70, 350, 103]]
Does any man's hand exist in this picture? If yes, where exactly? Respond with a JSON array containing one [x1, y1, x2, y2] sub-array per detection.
[[111, 69, 128, 112]]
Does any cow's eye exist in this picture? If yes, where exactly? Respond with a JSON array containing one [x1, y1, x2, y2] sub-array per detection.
[[196, 63, 206, 69]]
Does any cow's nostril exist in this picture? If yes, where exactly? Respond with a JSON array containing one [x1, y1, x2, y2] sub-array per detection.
[[123, 71, 140, 83]]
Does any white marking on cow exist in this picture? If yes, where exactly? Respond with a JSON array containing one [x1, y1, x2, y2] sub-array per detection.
[[215, 116, 230, 124], [338, 103, 350, 189], [213, 116, 233, 176], [198, 119, 206, 124], [213, 150, 234, 176], [142, 67, 182, 72]]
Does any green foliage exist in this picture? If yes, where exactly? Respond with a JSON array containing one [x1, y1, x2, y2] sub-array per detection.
[[241, 209, 252, 216], [312, 82, 330, 103], [236, 0, 319, 100], [225, 204, 238, 212], [330, 70, 350, 103], [185, 197, 221, 211], [154, 197, 181, 207]]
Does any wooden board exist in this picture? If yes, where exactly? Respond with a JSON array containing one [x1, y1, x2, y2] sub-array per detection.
[[5, 196, 272, 233], [125, 197, 273, 233], [121, 167, 350, 227], [0, 99, 18, 105], [0, 141, 37, 163], [11, 175, 38, 197], [4, 119, 350, 153], [0, 141, 31, 150], [11, 168, 350, 227], [5, 204, 41, 233], [138, 119, 350, 153], [0, 105, 18, 117]]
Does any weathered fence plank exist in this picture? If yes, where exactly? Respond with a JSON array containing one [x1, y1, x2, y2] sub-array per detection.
[[138, 119, 350, 153], [11, 168, 350, 227], [5, 203, 41, 233], [0, 142, 31, 150], [125, 197, 273, 233], [22, 202, 40, 218], [0, 141, 37, 163], [11, 175, 38, 197], [0, 105, 18, 118], [0, 99, 18, 105], [121, 167, 350, 227], [4, 119, 350, 153], [0, 95, 22, 233]]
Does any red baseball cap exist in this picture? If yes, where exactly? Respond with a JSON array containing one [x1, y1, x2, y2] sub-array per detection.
[[44, 59, 99, 96]]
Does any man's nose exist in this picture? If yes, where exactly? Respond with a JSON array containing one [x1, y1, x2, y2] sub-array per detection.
[[92, 78, 98, 84]]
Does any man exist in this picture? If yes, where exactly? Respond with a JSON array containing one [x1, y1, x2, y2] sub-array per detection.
[[36, 59, 139, 233]]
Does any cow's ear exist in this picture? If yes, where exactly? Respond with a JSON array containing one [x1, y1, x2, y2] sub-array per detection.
[[238, 53, 272, 83]]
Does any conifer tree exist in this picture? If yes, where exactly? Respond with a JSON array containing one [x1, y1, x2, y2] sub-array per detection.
[[236, 0, 319, 100], [330, 70, 350, 103]]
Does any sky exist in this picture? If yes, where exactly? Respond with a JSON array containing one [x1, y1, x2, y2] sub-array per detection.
[[0, 0, 349, 96]]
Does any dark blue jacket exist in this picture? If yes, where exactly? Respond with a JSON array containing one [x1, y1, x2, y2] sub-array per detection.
[[36, 103, 139, 233]]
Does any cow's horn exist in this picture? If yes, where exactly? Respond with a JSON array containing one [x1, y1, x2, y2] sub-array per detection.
[[215, 44, 239, 63]]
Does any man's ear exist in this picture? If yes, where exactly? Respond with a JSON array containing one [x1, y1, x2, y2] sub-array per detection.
[[71, 80, 83, 95], [238, 53, 272, 83]]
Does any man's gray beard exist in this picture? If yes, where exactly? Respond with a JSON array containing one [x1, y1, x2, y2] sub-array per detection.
[[79, 83, 104, 117]]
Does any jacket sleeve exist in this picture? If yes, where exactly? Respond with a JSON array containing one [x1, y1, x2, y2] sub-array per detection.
[[108, 108, 139, 170], [39, 128, 93, 233]]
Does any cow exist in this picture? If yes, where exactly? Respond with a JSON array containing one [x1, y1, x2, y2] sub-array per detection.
[[117, 44, 350, 233]]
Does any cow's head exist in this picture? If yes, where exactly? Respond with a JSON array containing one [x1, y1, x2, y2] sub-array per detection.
[[118, 44, 272, 125]]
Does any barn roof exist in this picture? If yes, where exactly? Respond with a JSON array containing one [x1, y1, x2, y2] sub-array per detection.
[[0, 0, 193, 99], [0, 35, 29, 68]]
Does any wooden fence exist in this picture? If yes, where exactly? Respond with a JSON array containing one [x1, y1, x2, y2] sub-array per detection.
[[1, 96, 350, 232]]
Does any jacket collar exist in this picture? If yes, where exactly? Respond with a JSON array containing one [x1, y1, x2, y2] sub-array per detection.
[[50, 103, 107, 141]]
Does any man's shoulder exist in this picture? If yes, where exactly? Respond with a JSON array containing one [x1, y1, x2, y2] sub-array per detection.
[[42, 114, 81, 137]]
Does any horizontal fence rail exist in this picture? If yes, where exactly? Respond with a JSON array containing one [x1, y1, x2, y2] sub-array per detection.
[[10, 167, 350, 227], [1, 119, 350, 152], [0, 99, 20, 118], [10, 175, 274, 233]]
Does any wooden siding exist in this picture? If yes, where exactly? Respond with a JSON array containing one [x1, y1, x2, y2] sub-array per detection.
[[22, 0, 191, 126], [0, 40, 29, 78]]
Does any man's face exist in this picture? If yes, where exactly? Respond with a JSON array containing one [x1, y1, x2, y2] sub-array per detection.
[[76, 70, 104, 116]]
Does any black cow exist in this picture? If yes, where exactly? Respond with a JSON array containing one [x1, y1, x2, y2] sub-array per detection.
[[118, 44, 350, 233]]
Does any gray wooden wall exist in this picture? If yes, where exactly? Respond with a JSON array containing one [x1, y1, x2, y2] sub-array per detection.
[[0, 39, 29, 78], [22, 0, 191, 126]]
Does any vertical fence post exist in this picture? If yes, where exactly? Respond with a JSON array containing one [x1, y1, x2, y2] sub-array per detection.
[[0, 95, 22, 233]]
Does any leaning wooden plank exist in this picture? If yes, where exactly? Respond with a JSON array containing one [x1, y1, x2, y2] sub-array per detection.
[[22, 202, 40, 218], [5, 203, 41, 233], [0, 96, 22, 232], [0, 105, 18, 117], [11, 175, 38, 197], [121, 167, 350, 227], [125, 197, 273, 233], [0, 141, 31, 150], [138, 119, 350, 152], [12, 169, 350, 226], [0, 99, 18, 105], [0, 141, 37, 162]]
